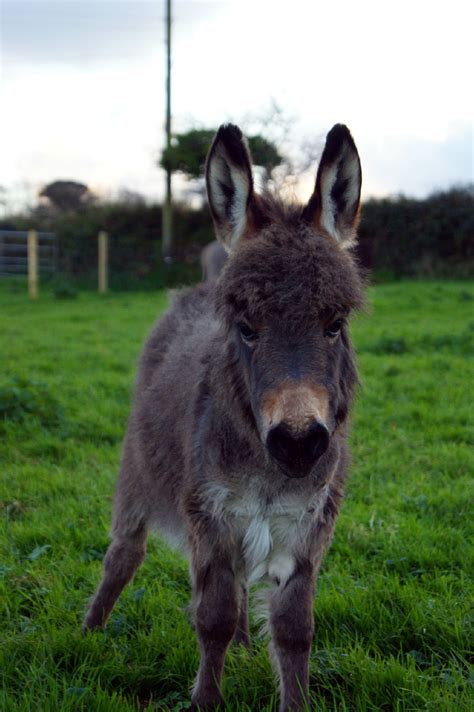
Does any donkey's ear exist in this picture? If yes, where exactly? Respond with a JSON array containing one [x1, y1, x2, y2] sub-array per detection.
[[206, 124, 257, 252], [303, 124, 361, 247]]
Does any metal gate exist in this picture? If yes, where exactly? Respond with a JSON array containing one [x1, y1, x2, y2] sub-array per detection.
[[0, 230, 58, 277]]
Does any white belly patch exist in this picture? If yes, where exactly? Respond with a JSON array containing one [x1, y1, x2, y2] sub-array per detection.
[[229, 489, 327, 586], [201, 482, 328, 587], [241, 514, 304, 585], [242, 516, 273, 582]]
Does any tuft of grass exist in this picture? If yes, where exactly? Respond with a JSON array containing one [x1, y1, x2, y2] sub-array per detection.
[[0, 280, 473, 711], [0, 376, 65, 429], [52, 280, 78, 300]]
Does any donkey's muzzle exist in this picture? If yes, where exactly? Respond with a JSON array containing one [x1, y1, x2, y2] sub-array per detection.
[[266, 420, 330, 478]]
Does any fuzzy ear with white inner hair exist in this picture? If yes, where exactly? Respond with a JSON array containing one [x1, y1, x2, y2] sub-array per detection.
[[303, 124, 362, 247], [206, 124, 257, 252]]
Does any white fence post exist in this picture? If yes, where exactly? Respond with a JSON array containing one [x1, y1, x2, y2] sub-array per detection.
[[27, 229, 38, 299], [98, 231, 108, 294]]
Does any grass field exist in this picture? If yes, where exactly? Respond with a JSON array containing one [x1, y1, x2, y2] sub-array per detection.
[[1, 279, 473, 711]]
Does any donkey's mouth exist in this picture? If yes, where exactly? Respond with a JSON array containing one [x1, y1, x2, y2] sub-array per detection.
[[274, 459, 318, 479], [266, 421, 330, 478]]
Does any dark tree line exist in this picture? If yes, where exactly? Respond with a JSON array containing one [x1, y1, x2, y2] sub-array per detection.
[[357, 186, 474, 278], [1, 185, 472, 288]]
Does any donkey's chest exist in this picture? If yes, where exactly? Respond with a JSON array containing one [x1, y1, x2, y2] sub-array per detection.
[[222, 488, 327, 585]]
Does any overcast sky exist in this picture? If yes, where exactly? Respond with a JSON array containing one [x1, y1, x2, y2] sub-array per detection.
[[1, 0, 472, 210]]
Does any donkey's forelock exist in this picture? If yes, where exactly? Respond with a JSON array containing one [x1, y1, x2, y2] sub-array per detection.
[[216, 220, 365, 327]]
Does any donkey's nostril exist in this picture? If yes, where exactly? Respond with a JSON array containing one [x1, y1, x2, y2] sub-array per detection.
[[307, 421, 330, 461], [266, 420, 330, 477], [266, 423, 294, 464]]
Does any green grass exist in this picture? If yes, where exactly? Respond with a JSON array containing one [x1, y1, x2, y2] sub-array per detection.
[[0, 279, 473, 711]]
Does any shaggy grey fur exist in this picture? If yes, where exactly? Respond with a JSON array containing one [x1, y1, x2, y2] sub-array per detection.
[[83, 122, 365, 712]]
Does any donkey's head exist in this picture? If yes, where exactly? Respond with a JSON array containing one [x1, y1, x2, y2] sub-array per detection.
[[207, 124, 364, 479]]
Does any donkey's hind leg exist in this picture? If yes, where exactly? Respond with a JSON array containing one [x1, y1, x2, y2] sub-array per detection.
[[82, 523, 147, 631]]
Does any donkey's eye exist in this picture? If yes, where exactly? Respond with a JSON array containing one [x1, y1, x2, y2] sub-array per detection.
[[237, 322, 258, 343], [325, 319, 343, 338]]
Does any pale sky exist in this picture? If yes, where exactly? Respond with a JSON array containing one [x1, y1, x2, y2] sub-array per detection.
[[1, 0, 472, 211]]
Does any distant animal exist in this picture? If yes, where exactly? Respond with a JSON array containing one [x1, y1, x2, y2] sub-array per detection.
[[83, 122, 365, 711], [201, 240, 228, 282]]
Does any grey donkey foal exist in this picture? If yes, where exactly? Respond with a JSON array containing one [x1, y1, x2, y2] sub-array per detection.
[[83, 122, 365, 711]]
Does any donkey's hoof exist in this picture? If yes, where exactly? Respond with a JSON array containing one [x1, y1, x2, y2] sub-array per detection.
[[81, 613, 104, 634], [81, 622, 97, 635], [233, 630, 251, 648], [190, 691, 224, 710]]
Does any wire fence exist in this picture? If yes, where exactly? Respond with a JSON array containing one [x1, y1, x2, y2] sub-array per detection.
[[0, 230, 58, 277], [0, 229, 113, 298]]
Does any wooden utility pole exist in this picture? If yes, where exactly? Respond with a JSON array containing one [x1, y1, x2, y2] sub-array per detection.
[[98, 230, 109, 294], [27, 229, 38, 299], [161, 0, 173, 261]]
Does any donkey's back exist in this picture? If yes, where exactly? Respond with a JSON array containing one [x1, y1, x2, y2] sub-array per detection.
[[137, 283, 216, 393], [115, 283, 218, 549]]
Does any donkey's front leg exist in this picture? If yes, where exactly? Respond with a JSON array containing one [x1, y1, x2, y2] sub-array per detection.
[[191, 552, 239, 709], [233, 585, 250, 647], [270, 559, 315, 712]]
